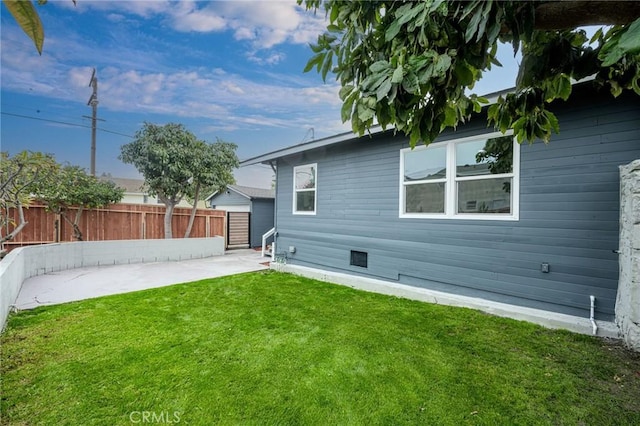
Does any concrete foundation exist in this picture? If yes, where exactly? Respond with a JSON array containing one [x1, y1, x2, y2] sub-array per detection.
[[272, 262, 619, 338]]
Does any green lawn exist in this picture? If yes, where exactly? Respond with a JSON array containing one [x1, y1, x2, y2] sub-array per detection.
[[1, 271, 639, 425]]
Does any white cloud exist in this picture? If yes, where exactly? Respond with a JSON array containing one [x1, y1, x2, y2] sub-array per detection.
[[164, 1, 325, 50], [247, 51, 287, 65], [52, 1, 327, 52]]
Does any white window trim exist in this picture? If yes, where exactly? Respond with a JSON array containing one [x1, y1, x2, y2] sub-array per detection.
[[399, 130, 519, 221], [293, 163, 317, 215]]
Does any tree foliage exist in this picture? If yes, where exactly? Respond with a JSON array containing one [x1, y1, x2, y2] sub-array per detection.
[[301, 0, 640, 147], [183, 138, 238, 238], [37, 165, 124, 241], [0, 151, 57, 256], [120, 123, 238, 239]]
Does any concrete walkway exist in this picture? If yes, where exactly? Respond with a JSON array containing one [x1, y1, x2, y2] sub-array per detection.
[[15, 249, 269, 310]]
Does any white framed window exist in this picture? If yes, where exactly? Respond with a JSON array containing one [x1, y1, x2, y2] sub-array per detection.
[[293, 163, 317, 215], [400, 130, 519, 220]]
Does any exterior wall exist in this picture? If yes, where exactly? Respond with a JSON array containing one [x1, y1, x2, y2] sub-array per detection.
[[208, 190, 250, 209], [0, 237, 225, 329], [250, 198, 275, 247], [273, 87, 640, 321], [213, 205, 251, 213], [617, 160, 640, 349]]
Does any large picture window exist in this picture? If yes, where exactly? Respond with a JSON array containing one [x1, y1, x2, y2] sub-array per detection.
[[400, 131, 519, 220], [293, 163, 317, 214]]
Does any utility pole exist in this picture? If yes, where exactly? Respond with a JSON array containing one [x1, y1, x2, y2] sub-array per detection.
[[87, 68, 98, 176]]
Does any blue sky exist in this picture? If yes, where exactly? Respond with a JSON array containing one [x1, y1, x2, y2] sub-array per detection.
[[1, 1, 520, 188]]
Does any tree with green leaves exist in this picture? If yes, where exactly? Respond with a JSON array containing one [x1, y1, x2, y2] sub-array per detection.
[[301, 0, 640, 146], [0, 151, 58, 257], [36, 165, 123, 241], [183, 138, 238, 238], [120, 123, 238, 239]]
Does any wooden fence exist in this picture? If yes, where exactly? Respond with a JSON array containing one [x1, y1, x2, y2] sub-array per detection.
[[2, 203, 226, 252]]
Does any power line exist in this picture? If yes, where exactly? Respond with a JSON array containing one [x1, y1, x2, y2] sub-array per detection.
[[0, 111, 134, 138]]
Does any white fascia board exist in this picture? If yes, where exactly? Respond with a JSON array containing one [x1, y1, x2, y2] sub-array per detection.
[[240, 126, 384, 166]]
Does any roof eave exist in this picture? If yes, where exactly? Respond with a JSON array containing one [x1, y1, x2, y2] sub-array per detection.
[[241, 78, 598, 166]]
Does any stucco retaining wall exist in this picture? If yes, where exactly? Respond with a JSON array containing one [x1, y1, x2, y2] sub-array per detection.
[[616, 160, 640, 350], [0, 237, 224, 329]]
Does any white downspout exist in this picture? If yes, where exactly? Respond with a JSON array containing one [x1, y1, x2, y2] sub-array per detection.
[[589, 295, 598, 335]]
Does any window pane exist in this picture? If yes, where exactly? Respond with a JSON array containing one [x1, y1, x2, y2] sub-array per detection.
[[457, 178, 512, 213], [404, 146, 446, 182], [456, 135, 513, 177], [296, 191, 315, 212], [295, 165, 316, 189], [405, 182, 445, 213]]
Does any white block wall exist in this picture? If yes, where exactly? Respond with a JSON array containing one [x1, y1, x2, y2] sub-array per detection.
[[0, 237, 224, 329]]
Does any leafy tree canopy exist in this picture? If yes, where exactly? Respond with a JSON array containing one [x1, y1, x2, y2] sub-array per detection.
[[0, 151, 58, 254], [36, 165, 124, 241], [120, 123, 238, 239], [301, 0, 640, 146]]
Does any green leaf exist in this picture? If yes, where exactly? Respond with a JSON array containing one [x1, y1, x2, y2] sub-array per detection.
[[339, 85, 354, 100], [443, 105, 458, 128], [610, 80, 623, 97], [303, 52, 323, 73], [618, 17, 640, 54], [357, 100, 375, 122], [341, 96, 354, 122], [557, 74, 572, 101], [465, 5, 483, 43], [545, 111, 560, 134], [428, 0, 446, 13], [391, 65, 404, 84], [370, 60, 390, 73], [433, 54, 452, 76], [376, 78, 392, 101], [598, 19, 640, 68], [454, 62, 474, 86], [385, 19, 402, 42], [321, 51, 333, 81], [3, 0, 45, 54]]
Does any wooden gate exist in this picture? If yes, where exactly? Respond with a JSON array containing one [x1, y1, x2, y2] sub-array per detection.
[[227, 212, 250, 248]]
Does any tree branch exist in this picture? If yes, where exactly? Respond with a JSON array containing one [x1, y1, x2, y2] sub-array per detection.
[[533, 1, 640, 30]]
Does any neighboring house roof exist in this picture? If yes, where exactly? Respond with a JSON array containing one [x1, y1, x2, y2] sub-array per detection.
[[100, 177, 147, 193], [206, 184, 275, 202]]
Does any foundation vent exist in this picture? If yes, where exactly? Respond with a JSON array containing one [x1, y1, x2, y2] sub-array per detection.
[[350, 250, 368, 268]]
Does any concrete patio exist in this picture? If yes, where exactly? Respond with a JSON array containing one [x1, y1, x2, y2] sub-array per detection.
[[15, 249, 268, 310]]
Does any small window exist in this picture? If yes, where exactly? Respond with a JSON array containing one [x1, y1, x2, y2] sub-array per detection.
[[293, 163, 317, 215], [350, 250, 368, 268]]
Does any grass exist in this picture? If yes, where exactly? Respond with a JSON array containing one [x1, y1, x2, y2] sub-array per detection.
[[1, 270, 639, 425]]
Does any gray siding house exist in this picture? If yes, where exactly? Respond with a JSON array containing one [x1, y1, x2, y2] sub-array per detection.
[[243, 83, 639, 327], [207, 185, 275, 248]]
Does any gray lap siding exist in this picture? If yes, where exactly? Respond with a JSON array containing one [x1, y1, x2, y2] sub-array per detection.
[[274, 89, 639, 320]]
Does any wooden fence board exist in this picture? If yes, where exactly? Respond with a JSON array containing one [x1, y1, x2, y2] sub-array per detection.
[[2, 203, 226, 252]]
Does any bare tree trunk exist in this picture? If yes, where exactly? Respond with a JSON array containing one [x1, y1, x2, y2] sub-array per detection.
[[164, 202, 175, 239], [0, 201, 28, 259], [184, 182, 201, 239], [60, 212, 77, 241], [72, 206, 84, 241]]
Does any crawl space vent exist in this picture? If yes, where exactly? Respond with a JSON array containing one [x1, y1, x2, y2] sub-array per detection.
[[350, 250, 368, 268]]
